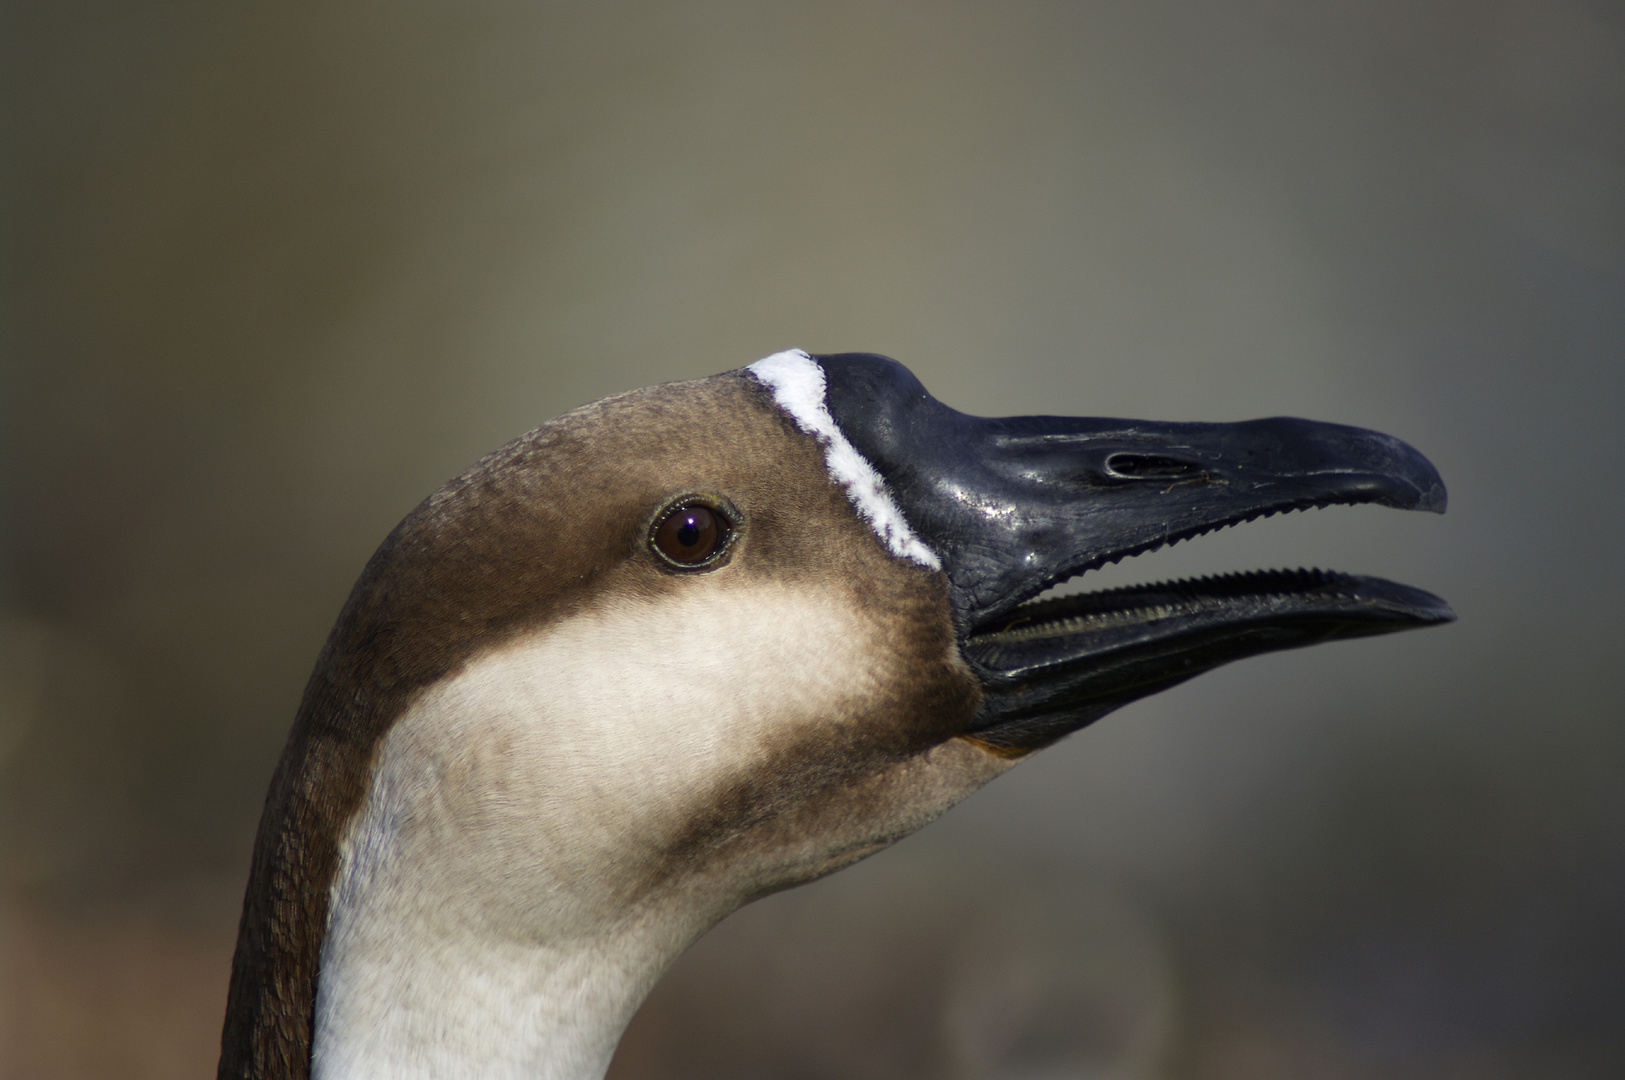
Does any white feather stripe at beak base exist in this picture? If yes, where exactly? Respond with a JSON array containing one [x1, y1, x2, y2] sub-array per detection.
[[747, 350, 941, 571]]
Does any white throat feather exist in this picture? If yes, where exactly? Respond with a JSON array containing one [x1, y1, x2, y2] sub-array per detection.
[[311, 583, 1004, 1079]]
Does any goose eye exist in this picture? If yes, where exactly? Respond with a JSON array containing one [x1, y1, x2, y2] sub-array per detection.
[[651, 501, 731, 568]]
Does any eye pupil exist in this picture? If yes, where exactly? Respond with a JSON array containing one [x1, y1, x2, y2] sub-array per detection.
[[651, 501, 731, 568]]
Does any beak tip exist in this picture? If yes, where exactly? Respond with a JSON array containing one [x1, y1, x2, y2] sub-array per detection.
[[1417, 479, 1448, 514], [1378, 579, 1456, 625]]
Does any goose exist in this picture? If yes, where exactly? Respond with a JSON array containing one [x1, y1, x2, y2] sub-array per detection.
[[217, 349, 1451, 1080]]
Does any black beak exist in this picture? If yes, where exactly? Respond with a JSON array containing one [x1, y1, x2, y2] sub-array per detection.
[[814, 353, 1454, 750]]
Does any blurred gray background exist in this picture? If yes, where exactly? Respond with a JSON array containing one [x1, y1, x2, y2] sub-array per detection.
[[3, 1, 1622, 1077]]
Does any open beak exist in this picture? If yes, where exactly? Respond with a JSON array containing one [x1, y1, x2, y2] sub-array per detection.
[[814, 353, 1455, 750]]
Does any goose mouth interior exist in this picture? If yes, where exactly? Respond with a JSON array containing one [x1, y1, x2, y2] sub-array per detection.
[[967, 565, 1447, 655], [961, 543, 1453, 751]]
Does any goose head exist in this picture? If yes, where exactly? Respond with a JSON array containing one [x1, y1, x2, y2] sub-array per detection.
[[218, 350, 1450, 1079]]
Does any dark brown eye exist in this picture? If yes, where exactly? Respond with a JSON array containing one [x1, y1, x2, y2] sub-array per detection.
[[651, 501, 731, 568]]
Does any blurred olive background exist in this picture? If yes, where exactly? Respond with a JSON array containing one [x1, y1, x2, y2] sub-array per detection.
[[3, 1, 1623, 1077]]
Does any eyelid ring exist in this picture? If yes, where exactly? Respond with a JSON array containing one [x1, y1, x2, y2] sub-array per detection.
[[647, 493, 742, 571]]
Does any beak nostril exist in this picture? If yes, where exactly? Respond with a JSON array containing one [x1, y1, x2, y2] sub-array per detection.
[[1103, 453, 1208, 482]]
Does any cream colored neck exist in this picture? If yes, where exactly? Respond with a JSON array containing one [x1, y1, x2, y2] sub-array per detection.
[[305, 582, 1011, 1079], [312, 913, 687, 1080]]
